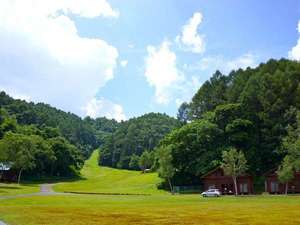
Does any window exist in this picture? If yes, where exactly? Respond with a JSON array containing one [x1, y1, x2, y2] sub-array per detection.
[[239, 183, 248, 193]]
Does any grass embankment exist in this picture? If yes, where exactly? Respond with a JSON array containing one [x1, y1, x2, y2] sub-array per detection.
[[54, 150, 164, 195]]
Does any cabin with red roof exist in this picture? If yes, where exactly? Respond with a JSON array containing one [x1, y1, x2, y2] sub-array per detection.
[[201, 167, 254, 194], [264, 169, 300, 194]]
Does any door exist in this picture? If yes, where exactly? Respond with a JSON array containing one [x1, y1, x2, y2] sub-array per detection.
[[270, 181, 279, 193]]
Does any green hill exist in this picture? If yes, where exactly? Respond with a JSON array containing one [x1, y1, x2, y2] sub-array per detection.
[[54, 150, 165, 195]]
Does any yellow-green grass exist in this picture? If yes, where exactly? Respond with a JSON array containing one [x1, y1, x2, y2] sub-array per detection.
[[1, 194, 300, 225], [54, 150, 165, 195], [0, 183, 39, 196]]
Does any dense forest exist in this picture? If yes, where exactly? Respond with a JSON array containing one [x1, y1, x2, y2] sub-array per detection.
[[0, 92, 180, 180], [99, 113, 180, 169], [1, 59, 300, 188], [0, 92, 119, 180], [158, 59, 300, 186]]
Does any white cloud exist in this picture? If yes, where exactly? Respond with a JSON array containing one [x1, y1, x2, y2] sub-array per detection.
[[83, 97, 126, 122], [176, 12, 205, 54], [288, 21, 300, 60], [196, 54, 258, 74], [145, 41, 184, 104], [0, 0, 121, 119], [120, 60, 128, 67], [144, 40, 201, 105]]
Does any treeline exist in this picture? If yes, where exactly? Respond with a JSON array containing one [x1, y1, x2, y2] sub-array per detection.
[[157, 59, 300, 186], [0, 92, 118, 157], [99, 113, 180, 169], [0, 92, 118, 181]]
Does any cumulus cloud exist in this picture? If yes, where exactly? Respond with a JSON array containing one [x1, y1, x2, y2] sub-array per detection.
[[196, 54, 258, 74], [120, 60, 128, 67], [176, 12, 205, 54], [288, 21, 300, 60], [83, 97, 126, 121], [144, 41, 201, 105], [0, 0, 123, 120]]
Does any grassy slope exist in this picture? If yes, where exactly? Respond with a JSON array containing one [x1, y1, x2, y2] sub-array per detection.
[[54, 150, 165, 195]]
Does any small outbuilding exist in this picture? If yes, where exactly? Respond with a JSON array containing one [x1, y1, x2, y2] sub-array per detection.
[[201, 167, 254, 194], [264, 169, 300, 194]]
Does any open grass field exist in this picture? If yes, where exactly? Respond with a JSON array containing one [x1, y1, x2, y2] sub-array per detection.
[[54, 150, 165, 195], [0, 183, 39, 197], [1, 194, 300, 225], [1, 150, 300, 225]]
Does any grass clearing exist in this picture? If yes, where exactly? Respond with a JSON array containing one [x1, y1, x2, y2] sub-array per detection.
[[54, 150, 165, 195], [1, 194, 300, 225], [0, 183, 39, 196], [1, 150, 300, 225]]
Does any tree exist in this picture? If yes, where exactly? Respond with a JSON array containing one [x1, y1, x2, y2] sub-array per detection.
[[138, 150, 154, 172], [277, 156, 294, 194], [221, 148, 248, 195], [177, 102, 190, 123], [158, 119, 223, 185], [0, 132, 36, 184], [129, 154, 140, 170], [156, 146, 175, 193]]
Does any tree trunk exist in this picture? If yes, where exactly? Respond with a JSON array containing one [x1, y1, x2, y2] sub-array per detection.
[[285, 183, 288, 195], [18, 168, 23, 184], [233, 176, 238, 196], [168, 178, 173, 195]]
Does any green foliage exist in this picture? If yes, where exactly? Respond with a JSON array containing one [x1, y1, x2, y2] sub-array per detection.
[[158, 119, 223, 185], [0, 132, 37, 183], [99, 113, 180, 169], [0, 91, 117, 158], [221, 148, 248, 177], [177, 59, 300, 175], [221, 148, 248, 195], [129, 154, 140, 170], [138, 150, 154, 171], [277, 156, 294, 184], [156, 145, 175, 192]]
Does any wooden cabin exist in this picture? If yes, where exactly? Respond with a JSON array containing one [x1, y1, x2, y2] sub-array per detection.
[[201, 167, 254, 194], [264, 169, 300, 194]]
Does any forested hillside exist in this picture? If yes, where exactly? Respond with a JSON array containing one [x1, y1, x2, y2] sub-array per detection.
[[159, 59, 300, 186], [99, 113, 181, 170], [0, 92, 119, 180], [0, 92, 180, 180]]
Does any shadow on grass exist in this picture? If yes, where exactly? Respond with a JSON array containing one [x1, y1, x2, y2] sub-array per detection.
[[1, 175, 87, 186], [65, 191, 151, 196], [24, 175, 87, 185]]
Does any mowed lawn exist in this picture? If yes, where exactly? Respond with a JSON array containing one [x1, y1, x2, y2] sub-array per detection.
[[0, 183, 39, 197], [1, 150, 300, 225], [54, 150, 165, 195], [1, 194, 300, 225]]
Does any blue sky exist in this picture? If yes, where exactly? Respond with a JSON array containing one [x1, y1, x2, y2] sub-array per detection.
[[0, 0, 300, 120]]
